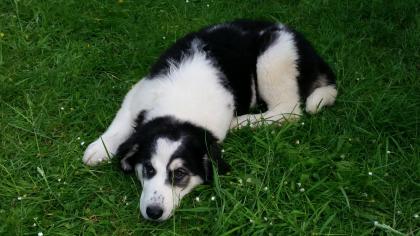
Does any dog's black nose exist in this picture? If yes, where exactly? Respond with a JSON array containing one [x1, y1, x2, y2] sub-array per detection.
[[146, 205, 163, 220]]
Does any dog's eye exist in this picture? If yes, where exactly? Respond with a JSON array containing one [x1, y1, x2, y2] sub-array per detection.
[[173, 168, 188, 181], [143, 163, 155, 178]]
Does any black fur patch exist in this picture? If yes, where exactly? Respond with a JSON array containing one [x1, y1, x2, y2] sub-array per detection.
[[147, 19, 335, 116], [116, 113, 229, 183]]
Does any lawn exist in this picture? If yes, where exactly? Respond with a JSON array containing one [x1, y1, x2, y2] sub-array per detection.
[[1, 0, 419, 235]]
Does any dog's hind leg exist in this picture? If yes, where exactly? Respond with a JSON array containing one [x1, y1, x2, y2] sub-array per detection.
[[231, 28, 302, 128]]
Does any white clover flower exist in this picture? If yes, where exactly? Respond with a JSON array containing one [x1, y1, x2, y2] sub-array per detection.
[[284, 181, 288, 185], [17, 196, 22, 201], [60, 107, 64, 110], [249, 219, 254, 223], [264, 217, 268, 221], [238, 178, 243, 184], [211, 196, 215, 201], [162, 36, 166, 40], [58, 178, 61, 182], [301, 122, 305, 126], [414, 214, 419, 218], [195, 197, 200, 202], [297, 182, 301, 187], [295, 140, 300, 145], [368, 172, 373, 176], [80, 141, 85, 146], [38, 232, 43, 236], [299, 188, 305, 192], [206, 4, 210, 7], [76, 137, 81, 140], [221, 149, 225, 153], [373, 221, 379, 226], [32, 223, 36, 227], [185, 0, 189, 2], [386, 150, 391, 154], [263, 186, 268, 191]]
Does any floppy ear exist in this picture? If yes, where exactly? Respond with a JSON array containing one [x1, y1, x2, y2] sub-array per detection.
[[203, 142, 230, 183], [117, 111, 146, 172], [116, 136, 139, 173]]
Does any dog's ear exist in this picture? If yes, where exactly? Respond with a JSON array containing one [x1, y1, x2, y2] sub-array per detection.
[[116, 135, 139, 173], [203, 142, 230, 183], [117, 111, 147, 172]]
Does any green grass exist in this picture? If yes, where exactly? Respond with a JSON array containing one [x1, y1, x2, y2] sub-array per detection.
[[1, 0, 419, 235]]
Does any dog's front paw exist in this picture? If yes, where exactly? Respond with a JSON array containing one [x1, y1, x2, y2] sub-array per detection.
[[83, 138, 113, 166]]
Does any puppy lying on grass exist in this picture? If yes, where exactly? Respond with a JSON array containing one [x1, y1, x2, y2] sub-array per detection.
[[83, 20, 337, 221]]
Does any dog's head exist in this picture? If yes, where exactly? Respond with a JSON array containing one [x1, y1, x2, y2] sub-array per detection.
[[116, 115, 229, 221]]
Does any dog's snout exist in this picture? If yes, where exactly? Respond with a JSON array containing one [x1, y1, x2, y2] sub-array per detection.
[[146, 205, 163, 220]]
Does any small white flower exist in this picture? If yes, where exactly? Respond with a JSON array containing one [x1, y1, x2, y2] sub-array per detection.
[[195, 197, 200, 202], [397, 210, 402, 215], [221, 149, 225, 153], [76, 137, 81, 140], [17, 196, 22, 200], [38, 232, 43, 236], [368, 172, 373, 176], [386, 150, 391, 154], [249, 219, 254, 223], [340, 154, 345, 158], [206, 4, 210, 7], [33, 217, 38, 220], [211, 196, 215, 201], [125, 202, 129, 206], [295, 140, 300, 145], [32, 223, 36, 227], [348, 138, 352, 141], [185, 0, 189, 2], [60, 107, 64, 110], [271, 130, 275, 134], [414, 214, 419, 218], [162, 36, 166, 40], [297, 182, 301, 187], [264, 217, 268, 221], [246, 178, 252, 183], [301, 122, 305, 126], [299, 188, 305, 192], [58, 178, 61, 182], [80, 141, 85, 146], [269, 222, 273, 225], [373, 221, 379, 226], [263, 186, 268, 191], [238, 179, 243, 184], [356, 78, 360, 81], [284, 181, 288, 185]]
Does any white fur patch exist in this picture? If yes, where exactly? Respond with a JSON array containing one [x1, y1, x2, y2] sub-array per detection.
[[305, 85, 337, 114], [144, 43, 235, 140]]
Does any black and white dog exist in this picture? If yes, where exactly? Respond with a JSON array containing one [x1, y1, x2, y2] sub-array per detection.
[[83, 20, 337, 221]]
